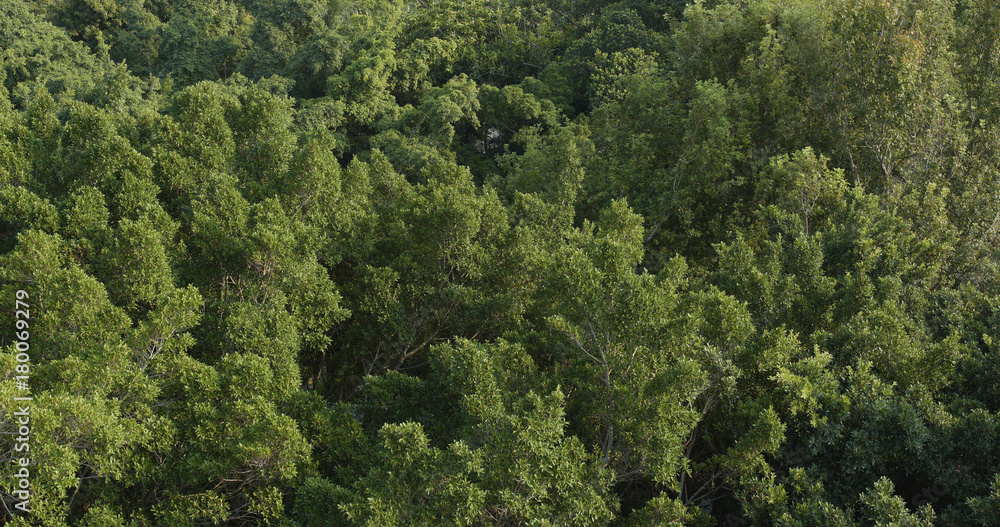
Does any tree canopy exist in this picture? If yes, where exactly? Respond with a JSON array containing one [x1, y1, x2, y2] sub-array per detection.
[[3, 0, 1000, 525]]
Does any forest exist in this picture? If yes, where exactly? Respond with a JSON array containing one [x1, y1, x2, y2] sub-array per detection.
[[2, 0, 1000, 524]]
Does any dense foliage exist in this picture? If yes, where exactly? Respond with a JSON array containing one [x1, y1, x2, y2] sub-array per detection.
[[3, 0, 1000, 524]]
